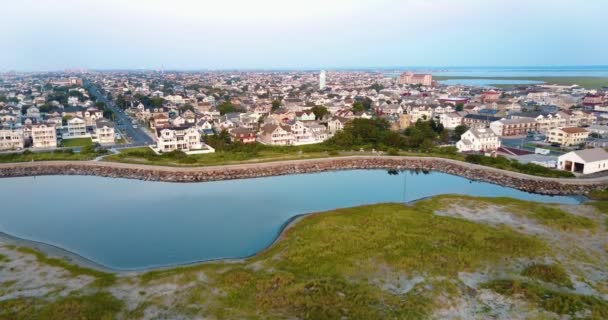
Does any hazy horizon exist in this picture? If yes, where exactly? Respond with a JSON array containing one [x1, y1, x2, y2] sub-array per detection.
[[2, 0, 607, 71]]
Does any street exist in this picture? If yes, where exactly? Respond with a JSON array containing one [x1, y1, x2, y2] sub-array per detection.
[[85, 80, 154, 148]]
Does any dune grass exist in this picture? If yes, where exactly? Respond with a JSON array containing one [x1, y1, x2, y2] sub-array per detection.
[[521, 263, 573, 288], [482, 279, 608, 318], [0, 292, 123, 320], [60, 138, 93, 148], [434, 76, 608, 89], [421, 195, 597, 232], [14, 247, 116, 287]]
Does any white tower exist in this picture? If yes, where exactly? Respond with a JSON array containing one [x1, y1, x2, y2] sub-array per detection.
[[319, 70, 326, 90]]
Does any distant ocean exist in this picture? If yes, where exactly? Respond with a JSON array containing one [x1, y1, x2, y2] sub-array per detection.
[[382, 66, 608, 78]]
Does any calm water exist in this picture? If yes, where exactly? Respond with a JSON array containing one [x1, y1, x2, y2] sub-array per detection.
[[0, 171, 581, 270], [439, 79, 544, 86], [383, 66, 608, 78]]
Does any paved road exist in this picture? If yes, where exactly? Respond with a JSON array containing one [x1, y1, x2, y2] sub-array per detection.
[[85, 80, 154, 147]]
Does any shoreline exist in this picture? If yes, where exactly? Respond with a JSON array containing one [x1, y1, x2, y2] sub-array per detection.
[[0, 156, 607, 195]]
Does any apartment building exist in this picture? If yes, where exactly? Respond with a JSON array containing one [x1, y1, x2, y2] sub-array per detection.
[[547, 127, 590, 147], [0, 125, 24, 151], [490, 118, 537, 136], [66, 117, 87, 138], [397, 72, 433, 86], [31, 124, 57, 149]]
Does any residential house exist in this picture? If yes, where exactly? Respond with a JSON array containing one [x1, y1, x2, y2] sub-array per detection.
[[456, 128, 501, 153], [229, 127, 256, 144], [154, 126, 205, 153], [328, 117, 349, 134], [295, 110, 316, 122], [258, 123, 294, 145], [439, 112, 463, 129], [93, 119, 115, 145]]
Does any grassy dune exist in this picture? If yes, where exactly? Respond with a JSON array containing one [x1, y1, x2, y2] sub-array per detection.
[[434, 75, 608, 89]]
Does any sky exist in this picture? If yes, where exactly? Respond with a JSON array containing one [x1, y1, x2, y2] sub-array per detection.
[[1, 0, 607, 71]]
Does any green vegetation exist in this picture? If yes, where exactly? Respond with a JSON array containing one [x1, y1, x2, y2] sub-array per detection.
[[426, 195, 597, 231], [104, 145, 337, 167], [0, 149, 99, 163], [465, 154, 575, 178], [521, 263, 573, 288], [482, 279, 608, 318], [14, 247, 116, 287], [434, 76, 608, 89], [0, 292, 123, 320], [588, 189, 608, 201], [60, 138, 93, 148]]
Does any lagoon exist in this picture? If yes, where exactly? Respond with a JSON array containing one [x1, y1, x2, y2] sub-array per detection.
[[0, 170, 581, 270]]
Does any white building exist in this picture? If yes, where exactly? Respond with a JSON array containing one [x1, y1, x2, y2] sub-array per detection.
[[153, 126, 207, 154], [319, 70, 326, 90], [66, 117, 87, 138], [456, 128, 501, 153], [558, 148, 608, 175], [439, 112, 463, 129], [31, 124, 58, 149], [258, 123, 294, 145], [93, 119, 115, 145], [0, 126, 24, 151]]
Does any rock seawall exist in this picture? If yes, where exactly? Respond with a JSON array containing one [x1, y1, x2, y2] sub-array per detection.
[[0, 157, 605, 195]]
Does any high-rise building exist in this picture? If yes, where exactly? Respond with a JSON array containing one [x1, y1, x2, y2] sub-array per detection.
[[397, 71, 433, 86], [319, 70, 326, 90]]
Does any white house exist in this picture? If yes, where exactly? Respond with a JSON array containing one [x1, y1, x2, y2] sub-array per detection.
[[557, 148, 608, 175], [31, 124, 58, 149], [153, 126, 212, 154], [258, 123, 294, 145], [93, 119, 115, 145], [66, 117, 87, 138], [439, 112, 463, 129], [0, 126, 24, 151], [456, 128, 501, 153]]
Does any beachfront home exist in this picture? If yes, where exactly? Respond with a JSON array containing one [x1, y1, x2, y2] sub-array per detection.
[[456, 128, 501, 153]]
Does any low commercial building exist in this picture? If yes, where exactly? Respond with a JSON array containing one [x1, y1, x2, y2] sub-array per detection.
[[456, 128, 501, 153], [546, 127, 589, 147], [558, 148, 608, 175]]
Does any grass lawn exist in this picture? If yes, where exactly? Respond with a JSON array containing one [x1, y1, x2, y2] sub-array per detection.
[[2, 196, 607, 319], [434, 76, 608, 89], [103, 146, 343, 167], [0, 150, 97, 163], [61, 138, 93, 148]]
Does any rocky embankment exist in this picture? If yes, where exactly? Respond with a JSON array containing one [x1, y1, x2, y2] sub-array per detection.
[[0, 157, 605, 195]]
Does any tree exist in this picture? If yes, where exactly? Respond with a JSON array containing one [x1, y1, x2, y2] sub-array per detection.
[[352, 101, 364, 113], [271, 100, 281, 111], [311, 105, 329, 120], [218, 101, 237, 115], [361, 97, 373, 111], [452, 125, 469, 141], [369, 83, 384, 92], [179, 104, 195, 113], [455, 103, 464, 112]]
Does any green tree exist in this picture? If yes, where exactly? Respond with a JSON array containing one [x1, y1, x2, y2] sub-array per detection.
[[352, 101, 364, 113], [179, 104, 195, 113], [271, 100, 281, 111], [455, 103, 464, 112], [452, 125, 469, 141], [311, 105, 329, 120], [369, 83, 384, 92], [218, 101, 237, 115]]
